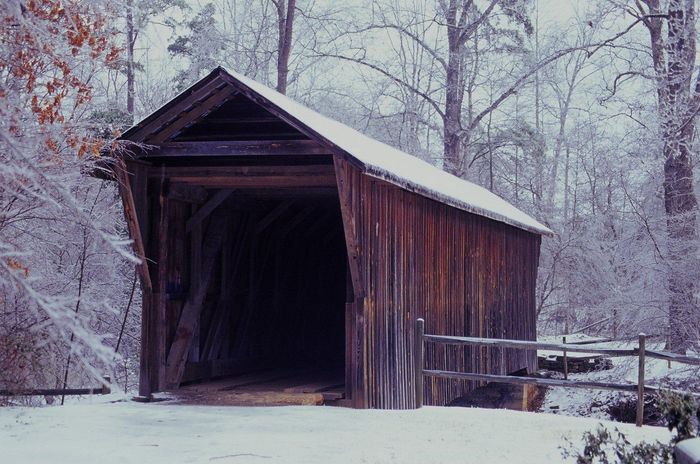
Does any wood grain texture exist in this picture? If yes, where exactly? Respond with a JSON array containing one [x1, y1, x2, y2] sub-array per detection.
[[334, 157, 540, 408]]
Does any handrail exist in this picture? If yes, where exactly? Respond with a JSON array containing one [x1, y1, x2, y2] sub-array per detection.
[[415, 318, 700, 428], [424, 334, 637, 357], [0, 375, 111, 397]]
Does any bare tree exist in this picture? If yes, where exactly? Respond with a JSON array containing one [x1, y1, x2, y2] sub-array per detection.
[[620, 0, 700, 351], [274, 0, 297, 94], [0, 0, 135, 395]]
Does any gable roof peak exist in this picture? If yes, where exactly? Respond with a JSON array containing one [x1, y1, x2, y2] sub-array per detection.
[[121, 66, 552, 236]]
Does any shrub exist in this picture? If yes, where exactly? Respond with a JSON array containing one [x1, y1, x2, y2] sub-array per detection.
[[564, 391, 700, 463]]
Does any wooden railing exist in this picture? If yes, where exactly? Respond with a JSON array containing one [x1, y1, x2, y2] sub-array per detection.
[[0, 376, 111, 398], [414, 318, 700, 426]]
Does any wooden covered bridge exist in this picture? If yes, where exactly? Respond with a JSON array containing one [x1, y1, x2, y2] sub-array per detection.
[[111, 67, 552, 409]]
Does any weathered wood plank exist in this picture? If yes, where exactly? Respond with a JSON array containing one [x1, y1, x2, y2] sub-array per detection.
[[336, 158, 541, 408], [424, 334, 636, 357], [167, 183, 208, 204], [423, 369, 640, 393], [283, 381, 345, 394], [150, 87, 239, 144], [186, 189, 234, 233], [187, 214, 203, 363], [113, 160, 153, 294], [645, 349, 700, 366], [128, 79, 228, 143], [415, 318, 425, 408], [165, 213, 229, 388], [113, 159, 155, 398], [255, 200, 294, 233], [181, 359, 264, 384], [155, 169, 169, 391], [146, 140, 329, 157], [149, 164, 335, 178], [333, 157, 364, 299], [173, 175, 336, 189]]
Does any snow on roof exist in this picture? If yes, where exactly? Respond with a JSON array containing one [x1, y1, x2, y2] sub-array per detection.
[[123, 67, 552, 235], [221, 68, 552, 235]]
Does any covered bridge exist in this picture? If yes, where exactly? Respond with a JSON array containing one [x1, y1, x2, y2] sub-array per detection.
[[111, 67, 552, 409]]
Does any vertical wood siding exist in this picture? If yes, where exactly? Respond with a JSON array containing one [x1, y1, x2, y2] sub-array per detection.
[[335, 157, 541, 409]]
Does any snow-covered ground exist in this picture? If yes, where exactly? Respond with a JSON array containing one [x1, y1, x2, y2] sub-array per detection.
[[0, 396, 670, 464], [539, 339, 700, 420]]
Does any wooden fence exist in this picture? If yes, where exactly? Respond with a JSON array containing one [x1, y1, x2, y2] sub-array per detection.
[[414, 318, 700, 426], [0, 376, 111, 398]]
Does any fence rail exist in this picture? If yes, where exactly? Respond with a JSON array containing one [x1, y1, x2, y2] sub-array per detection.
[[0, 376, 111, 398], [414, 318, 700, 427]]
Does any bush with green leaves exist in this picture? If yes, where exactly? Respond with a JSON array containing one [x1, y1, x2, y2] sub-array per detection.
[[563, 392, 700, 463]]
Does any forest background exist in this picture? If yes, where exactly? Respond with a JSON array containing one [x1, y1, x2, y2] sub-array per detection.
[[1, 0, 698, 395]]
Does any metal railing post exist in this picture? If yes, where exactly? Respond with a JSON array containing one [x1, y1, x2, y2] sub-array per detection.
[[415, 318, 425, 408], [636, 333, 646, 427]]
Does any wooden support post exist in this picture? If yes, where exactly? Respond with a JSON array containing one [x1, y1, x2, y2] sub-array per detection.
[[186, 189, 234, 233], [102, 375, 111, 395], [562, 336, 568, 380], [156, 171, 169, 391], [188, 213, 202, 363], [333, 158, 365, 299], [165, 213, 229, 388], [415, 318, 425, 408], [636, 333, 646, 427], [113, 160, 154, 398]]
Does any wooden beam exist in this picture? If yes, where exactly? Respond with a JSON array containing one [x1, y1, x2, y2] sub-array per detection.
[[145, 140, 329, 157], [113, 159, 155, 398], [201, 221, 238, 362], [129, 79, 228, 143], [167, 183, 208, 204], [200, 117, 283, 124], [333, 158, 365, 299], [255, 200, 294, 234], [149, 164, 334, 178], [177, 131, 306, 141], [165, 213, 229, 388], [113, 160, 153, 297], [217, 72, 350, 160], [155, 168, 169, 391], [148, 165, 336, 191], [126, 161, 149, 246], [149, 87, 239, 144], [173, 176, 336, 189], [276, 206, 316, 241], [229, 188, 338, 199], [186, 189, 234, 233], [187, 211, 203, 363]]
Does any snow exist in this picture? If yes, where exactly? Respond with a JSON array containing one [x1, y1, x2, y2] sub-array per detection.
[[539, 340, 700, 420], [539, 334, 611, 344], [538, 350, 601, 359], [537, 334, 614, 358], [220, 68, 553, 236], [0, 398, 669, 464]]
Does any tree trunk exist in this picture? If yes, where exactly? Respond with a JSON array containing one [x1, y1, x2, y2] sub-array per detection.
[[643, 0, 700, 351], [443, 1, 466, 177], [126, 0, 135, 120], [275, 0, 296, 95], [664, 126, 698, 351]]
